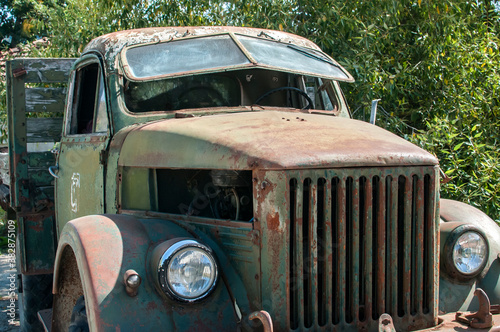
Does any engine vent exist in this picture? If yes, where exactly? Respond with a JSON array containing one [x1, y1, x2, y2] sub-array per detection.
[[287, 167, 438, 331]]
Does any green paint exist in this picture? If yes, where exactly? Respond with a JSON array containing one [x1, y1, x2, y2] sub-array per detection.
[[5, 27, 500, 331]]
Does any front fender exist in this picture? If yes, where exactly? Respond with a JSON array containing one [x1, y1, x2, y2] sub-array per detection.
[[439, 199, 500, 313], [52, 214, 238, 331]]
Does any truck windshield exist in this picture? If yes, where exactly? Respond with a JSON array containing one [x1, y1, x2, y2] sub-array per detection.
[[123, 69, 342, 113], [122, 33, 353, 82]]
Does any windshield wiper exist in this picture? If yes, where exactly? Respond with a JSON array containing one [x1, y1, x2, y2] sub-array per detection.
[[287, 44, 337, 67]]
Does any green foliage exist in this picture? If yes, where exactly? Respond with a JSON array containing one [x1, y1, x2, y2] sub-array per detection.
[[413, 116, 500, 223], [0, 208, 9, 250], [0, 0, 498, 222], [0, 0, 62, 47]]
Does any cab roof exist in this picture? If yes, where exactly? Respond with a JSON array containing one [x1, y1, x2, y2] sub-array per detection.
[[84, 26, 324, 58]]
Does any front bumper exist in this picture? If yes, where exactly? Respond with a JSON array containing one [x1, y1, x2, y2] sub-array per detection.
[[418, 312, 500, 332], [249, 288, 500, 332]]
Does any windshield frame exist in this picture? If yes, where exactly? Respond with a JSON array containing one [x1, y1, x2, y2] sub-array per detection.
[[120, 32, 354, 83]]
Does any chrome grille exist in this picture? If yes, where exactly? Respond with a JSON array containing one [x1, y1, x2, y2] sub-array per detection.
[[288, 167, 438, 331]]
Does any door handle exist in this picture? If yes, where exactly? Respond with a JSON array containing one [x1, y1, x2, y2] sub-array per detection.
[[49, 165, 59, 179]]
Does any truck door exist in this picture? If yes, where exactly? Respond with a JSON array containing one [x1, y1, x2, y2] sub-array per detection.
[[55, 55, 110, 235]]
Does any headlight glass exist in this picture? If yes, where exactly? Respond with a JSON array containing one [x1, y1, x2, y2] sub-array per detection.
[[167, 247, 217, 300], [452, 231, 487, 275], [155, 239, 219, 302]]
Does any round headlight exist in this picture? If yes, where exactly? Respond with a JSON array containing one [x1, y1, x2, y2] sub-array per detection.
[[156, 239, 218, 302], [442, 224, 489, 281], [452, 231, 488, 275]]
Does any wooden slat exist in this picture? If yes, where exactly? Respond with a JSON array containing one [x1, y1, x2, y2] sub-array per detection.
[[28, 169, 55, 187], [25, 88, 67, 113], [34, 186, 55, 202], [9, 58, 75, 83], [6, 60, 28, 209], [26, 117, 63, 143], [28, 151, 55, 168]]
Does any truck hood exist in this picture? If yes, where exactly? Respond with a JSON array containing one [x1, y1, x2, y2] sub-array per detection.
[[117, 111, 438, 170]]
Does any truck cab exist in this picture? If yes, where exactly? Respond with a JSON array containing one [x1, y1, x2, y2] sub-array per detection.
[[5, 26, 500, 332]]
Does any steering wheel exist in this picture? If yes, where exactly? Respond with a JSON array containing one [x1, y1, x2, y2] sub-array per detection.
[[254, 86, 314, 110], [177, 86, 228, 109]]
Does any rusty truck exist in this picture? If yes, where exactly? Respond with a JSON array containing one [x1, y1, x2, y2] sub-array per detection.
[[3, 26, 500, 331]]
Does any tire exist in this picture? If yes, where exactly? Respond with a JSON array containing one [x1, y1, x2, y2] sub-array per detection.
[[68, 295, 89, 332], [19, 274, 54, 332]]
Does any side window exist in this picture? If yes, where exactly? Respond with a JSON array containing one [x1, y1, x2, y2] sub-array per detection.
[[304, 77, 338, 111], [94, 74, 108, 132], [68, 63, 108, 135]]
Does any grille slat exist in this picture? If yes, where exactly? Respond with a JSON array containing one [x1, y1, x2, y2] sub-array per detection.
[[363, 178, 373, 322], [337, 179, 347, 324], [425, 174, 438, 318], [403, 177, 412, 316], [322, 179, 333, 327], [389, 176, 399, 316], [376, 176, 386, 318], [288, 168, 437, 331], [415, 175, 425, 314], [309, 182, 318, 328], [351, 178, 360, 323]]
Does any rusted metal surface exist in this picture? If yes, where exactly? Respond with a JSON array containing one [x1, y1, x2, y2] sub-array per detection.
[[6, 27, 499, 332], [54, 138, 107, 235], [256, 166, 439, 331], [118, 111, 438, 171], [249, 310, 274, 332], [456, 289, 494, 328], [85, 26, 331, 72], [53, 214, 239, 330], [125, 208, 261, 326], [12, 67, 27, 77], [417, 312, 500, 331], [378, 314, 396, 332], [6, 58, 74, 274], [17, 213, 56, 274]]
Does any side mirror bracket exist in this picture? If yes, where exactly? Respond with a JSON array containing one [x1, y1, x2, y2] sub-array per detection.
[[370, 99, 381, 125]]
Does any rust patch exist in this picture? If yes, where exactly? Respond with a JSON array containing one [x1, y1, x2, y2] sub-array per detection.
[[267, 211, 280, 231], [456, 289, 496, 329]]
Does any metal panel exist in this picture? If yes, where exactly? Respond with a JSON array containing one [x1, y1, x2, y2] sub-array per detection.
[[260, 166, 439, 331]]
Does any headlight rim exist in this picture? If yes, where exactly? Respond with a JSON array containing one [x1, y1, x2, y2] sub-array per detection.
[[156, 238, 219, 303], [442, 224, 489, 281]]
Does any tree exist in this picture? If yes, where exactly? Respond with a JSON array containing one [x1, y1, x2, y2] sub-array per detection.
[[1, 0, 499, 222], [0, 0, 61, 47]]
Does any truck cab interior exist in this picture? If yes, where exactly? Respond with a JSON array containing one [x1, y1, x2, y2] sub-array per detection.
[[123, 69, 341, 113]]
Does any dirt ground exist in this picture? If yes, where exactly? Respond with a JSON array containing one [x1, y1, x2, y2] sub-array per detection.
[[0, 254, 19, 331]]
